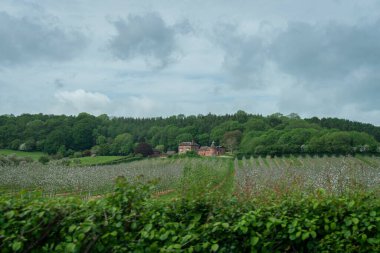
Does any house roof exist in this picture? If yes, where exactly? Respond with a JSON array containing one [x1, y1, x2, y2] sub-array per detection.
[[179, 141, 199, 146], [199, 145, 224, 151]]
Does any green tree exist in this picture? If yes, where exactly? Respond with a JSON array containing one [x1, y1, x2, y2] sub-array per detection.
[[96, 135, 107, 145], [134, 142, 153, 157], [10, 139, 21, 150], [110, 133, 134, 155], [222, 130, 242, 153], [211, 121, 241, 143], [244, 118, 269, 131], [154, 144, 165, 153], [57, 145, 67, 157], [44, 130, 67, 154], [196, 133, 210, 146], [71, 113, 97, 150], [175, 133, 193, 144], [234, 110, 248, 123]]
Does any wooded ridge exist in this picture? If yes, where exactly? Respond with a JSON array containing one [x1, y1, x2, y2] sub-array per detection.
[[0, 111, 379, 157]]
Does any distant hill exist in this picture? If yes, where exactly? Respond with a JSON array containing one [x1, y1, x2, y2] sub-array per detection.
[[0, 111, 379, 157]]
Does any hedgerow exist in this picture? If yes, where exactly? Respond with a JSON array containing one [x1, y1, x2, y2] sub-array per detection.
[[0, 179, 379, 252]]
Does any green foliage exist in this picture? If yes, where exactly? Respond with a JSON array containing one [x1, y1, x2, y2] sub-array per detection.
[[0, 112, 380, 157], [176, 133, 193, 145], [74, 156, 126, 166], [134, 142, 153, 157], [0, 155, 33, 166], [43, 129, 70, 155], [0, 149, 45, 161], [0, 180, 378, 252], [177, 150, 200, 158], [38, 155, 50, 165], [178, 159, 233, 199], [1, 156, 380, 251], [154, 144, 165, 152], [222, 130, 242, 153], [244, 118, 269, 131], [110, 133, 134, 155], [71, 113, 97, 150], [211, 120, 242, 144]]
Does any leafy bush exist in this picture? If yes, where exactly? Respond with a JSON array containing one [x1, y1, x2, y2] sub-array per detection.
[[73, 152, 82, 158], [134, 142, 153, 157], [0, 179, 378, 252], [38, 155, 50, 165], [0, 155, 33, 166], [177, 150, 200, 158]]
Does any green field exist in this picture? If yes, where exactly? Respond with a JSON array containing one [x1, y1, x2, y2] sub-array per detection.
[[0, 149, 46, 160], [0, 158, 232, 198], [1, 155, 379, 198], [0, 149, 134, 166], [74, 156, 126, 166]]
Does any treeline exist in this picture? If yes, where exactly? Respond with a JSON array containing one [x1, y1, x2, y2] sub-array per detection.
[[0, 111, 379, 157]]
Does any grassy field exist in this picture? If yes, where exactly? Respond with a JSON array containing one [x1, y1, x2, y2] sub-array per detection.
[[0, 157, 232, 198], [0, 149, 46, 160], [0, 149, 133, 166], [74, 156, 126, 166], [235, 155, 380, 200], [1, 155, 379, 199]]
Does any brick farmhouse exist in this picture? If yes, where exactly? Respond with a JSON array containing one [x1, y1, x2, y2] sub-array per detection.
[[178, 141, 225, 157]]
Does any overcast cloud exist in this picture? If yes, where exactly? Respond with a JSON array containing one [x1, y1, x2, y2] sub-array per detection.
[[109, 13, 186, 68], [1, 0, 380, 125], [0, 11, 86, 65]]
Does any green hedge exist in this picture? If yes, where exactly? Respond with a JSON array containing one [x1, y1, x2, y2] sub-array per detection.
[[1, 179, 379, 252], [92, 156, 143, 166], [77, 156, 143, 167]]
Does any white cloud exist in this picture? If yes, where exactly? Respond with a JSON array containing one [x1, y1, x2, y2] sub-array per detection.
[[54, 89, 111, 115]]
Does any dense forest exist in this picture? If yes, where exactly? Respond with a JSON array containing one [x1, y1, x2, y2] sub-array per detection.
[[0, 111, 379, 157]]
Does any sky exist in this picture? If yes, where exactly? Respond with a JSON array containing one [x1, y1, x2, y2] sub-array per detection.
[[1, 0, 380, 125]]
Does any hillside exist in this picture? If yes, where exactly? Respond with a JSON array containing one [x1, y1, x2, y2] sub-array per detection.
[[0, 111, 379, 157]]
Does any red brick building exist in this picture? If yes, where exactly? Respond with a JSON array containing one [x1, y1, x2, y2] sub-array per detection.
[[178, 141, 200, 154], [197, 141, 225, 157], [179, 141, 225, 156]]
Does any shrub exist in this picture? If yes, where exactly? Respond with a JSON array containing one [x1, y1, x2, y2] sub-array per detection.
[[73, 152, 82, 158], [134, 142, 153, 157], [38, 155, 50, 165], [82, 150, 92, 157], [0, 180, 378, 252], [179, 150, 200, 158], [0, 155, 33, 166]]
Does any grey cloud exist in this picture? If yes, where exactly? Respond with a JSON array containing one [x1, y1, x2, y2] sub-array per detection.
[[2, 0, 380, 125], [109, 13, 185, 68], [216, 19, 380, 87], [0, 12, 87, 65], [54, 79, 65, 89], [271, 21, 380, 112], [271, 21, 380, 82], [173, 19, 193, 35], [343, 70, 380, 110], [214, 24, 267, 88], [214, 18, 380, 118]]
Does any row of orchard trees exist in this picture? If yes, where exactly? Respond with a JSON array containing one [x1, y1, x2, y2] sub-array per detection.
[[0, 111, 379, 157]]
